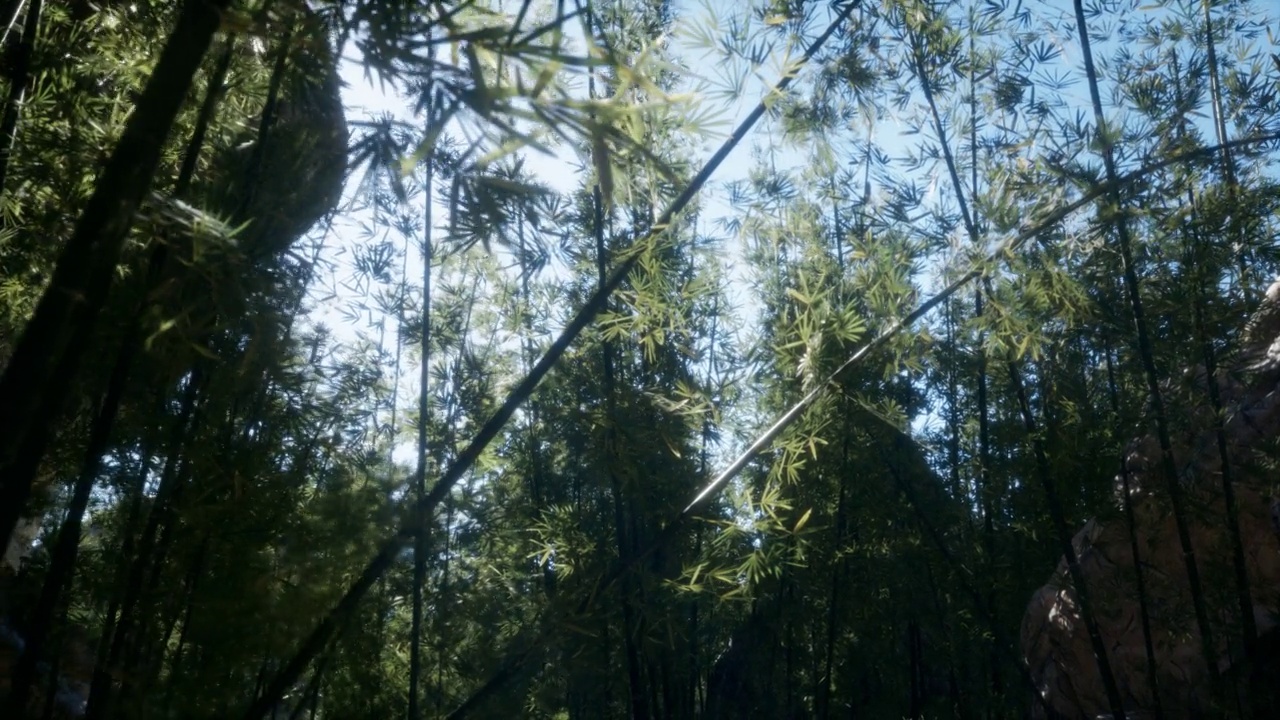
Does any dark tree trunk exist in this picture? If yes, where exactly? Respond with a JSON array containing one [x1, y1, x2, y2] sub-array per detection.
[[1171, 44, 1258, 713], [1105, 341, 1164, 717], [1071, 0, 1223, 708], [6, 408, 122, 714], [907, 619, 922, 719], [117, 436, 202, 706], [236, 24, 291, 224], [408, 133, 434, 720], [5, 43, 229, 705], [820, 427, 851, 720], [85, 370, 203, 720], [150, 533, 208, 701], [1006, 354, 1127, 718], [288, 653, 327, 720], [88, 444, 153, 715], [584, 9, 646, 716], [0, 0, 229, 552], [912, 32, 1001, 703]]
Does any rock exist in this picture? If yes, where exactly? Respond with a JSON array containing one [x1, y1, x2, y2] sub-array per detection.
[[190, 6, 348, 259], [1021, 279, 1280, 718]]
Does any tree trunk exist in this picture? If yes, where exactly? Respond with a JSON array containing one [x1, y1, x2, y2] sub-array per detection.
[[1006, 355, 1127, 717], [6, 43, 230, 703], [0, 0, 229, 551], [585, 10, 646, 716], [820, 428, 850, 719], [408, 108, 435, 720], [1070, 1, 1223, 708], [85, 370, 203, 719], [1104, 341, 1164, 717], [907, 619, 922, 719], [1173, 40, 1258, 712]]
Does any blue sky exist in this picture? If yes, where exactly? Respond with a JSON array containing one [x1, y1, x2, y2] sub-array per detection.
[[299, 0, 1280, 471], [303, 0, 811, 467]]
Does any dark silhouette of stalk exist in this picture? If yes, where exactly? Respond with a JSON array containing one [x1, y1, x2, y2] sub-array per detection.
[[920, 557, 965, 718], [4, 38, 234, 714], [0, 0, 230, 551], [422, 261, 483, 713], [944, 296, 964, 499], [5, 337, 136, 716], [912, 24, 1123, 709], [408, 124, 435, 720], [818, 438, 848, 718], [1199, 0, 1248, 286], [114, 442, 203, 712], [86, 440, 153, 717], [237, 24, 292, 224], [0, 0, 40, 195], [240, 7, 860, 715], [584, 5, 647, 717], [1169, 46, 1258, 712], [1104, 339, 1164, 717], [111, 25, 295, 708], [1006, 350, 1126, 718], [84, 370, 204, 720], [688, 291, 720, 718], [514, 193, 554, 599], [818, 145, 866, 718], [912, 30, 1000, 699], [288, 653, 329, 720], [1071, 1, 1223, 709], [158, 537, 210, 714], [907, 617, 922, 718], [1191, 236, 1257, 707], [818, 181, 852, 720], [76, 33, 235, 711]]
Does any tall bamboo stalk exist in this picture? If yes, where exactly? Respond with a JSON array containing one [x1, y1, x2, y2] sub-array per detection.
[[585, 6, 648, 715], [1169, 45, 1257, 714], [1071, 1, 1223, 710], [911, 20, 1125, 713], [1104, 338, 1164, 718], [0, 0, 230, 551], [407, 84, 435, 720]]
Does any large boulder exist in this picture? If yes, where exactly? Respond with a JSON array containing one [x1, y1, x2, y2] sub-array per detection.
[[1022, 281, 1280, 717]]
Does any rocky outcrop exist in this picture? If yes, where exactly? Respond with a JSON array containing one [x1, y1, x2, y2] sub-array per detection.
[[1022, 281, 1280, 717], [194, 6, 348, 257]]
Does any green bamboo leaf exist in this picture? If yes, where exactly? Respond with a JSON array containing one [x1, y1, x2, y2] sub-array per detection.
[[793, 507, 812, 533]]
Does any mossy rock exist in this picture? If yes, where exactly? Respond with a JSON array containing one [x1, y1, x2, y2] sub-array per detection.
[[196, 8, 348, 259]]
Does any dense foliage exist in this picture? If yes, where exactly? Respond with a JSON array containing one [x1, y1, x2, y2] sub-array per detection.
[[0, 0, 1278, 718]]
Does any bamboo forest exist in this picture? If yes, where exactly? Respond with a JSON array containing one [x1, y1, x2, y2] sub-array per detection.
[[3, 0, 1280, 718]]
